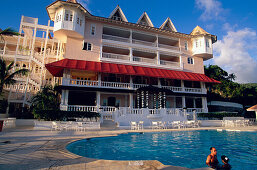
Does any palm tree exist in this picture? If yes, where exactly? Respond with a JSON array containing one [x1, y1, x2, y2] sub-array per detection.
[[31, 85, 60, 119], [0, 27, 19, 42], [0, 58, 28, 94]]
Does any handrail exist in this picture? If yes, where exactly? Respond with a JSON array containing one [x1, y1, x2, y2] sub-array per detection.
[[158, 43, 179, 51], [132, 39, 156, 47], [133, 56, 157, 64], [102, 52, 130, 61], [102, 34, 130, 43]]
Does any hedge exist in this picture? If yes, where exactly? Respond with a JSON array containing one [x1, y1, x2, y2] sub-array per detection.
[[34, 110, 101, 121], [197, 112, 241, 120]]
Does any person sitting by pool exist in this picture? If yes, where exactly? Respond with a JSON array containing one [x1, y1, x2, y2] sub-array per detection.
[[220, 155, 231, 170], [206, 147, 219, 169]]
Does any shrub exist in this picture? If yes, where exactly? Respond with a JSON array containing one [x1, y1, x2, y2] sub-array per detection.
[[197, 112, 241, 120], [34, 110, 101, 121], [0, 100, 8, 113]]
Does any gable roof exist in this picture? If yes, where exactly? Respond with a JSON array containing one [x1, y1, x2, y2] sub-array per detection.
[[137, 12, 154, 27], [160, 17, 177, 32], [109, 5, 128, 22], [190, 26, 210, 35]]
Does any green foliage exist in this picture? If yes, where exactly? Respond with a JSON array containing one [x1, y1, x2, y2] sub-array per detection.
[[0, 27, 19, 42], [204, 65, 257, 106], [31, 85, 60, 119], [0, 100, 8, 113], [0, 58, 28, 94], [198, 112, 241, 120], [34, 110, 101, 121]]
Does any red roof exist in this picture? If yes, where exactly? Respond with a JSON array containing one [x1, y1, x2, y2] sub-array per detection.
[[45, 59, 221, 83]]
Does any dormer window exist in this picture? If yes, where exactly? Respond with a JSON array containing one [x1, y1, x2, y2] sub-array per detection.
[[70, 14, 73, 21], [185, 41, 188, 51], [91, 24, 96, 35], [206, 40, 210, 48], [112, 15, 122, 21]]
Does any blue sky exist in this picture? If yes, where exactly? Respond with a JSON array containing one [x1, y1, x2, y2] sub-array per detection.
[[0, 0, 257, 83]]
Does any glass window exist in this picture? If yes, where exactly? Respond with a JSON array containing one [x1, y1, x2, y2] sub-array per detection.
[[77, 17, 79, 24], [80, 19, 82, 26], [65, 13, 69, 21], [82, 42, 92, 51], [91, 25, 96, 35], [187, 57, 194, 64], [195, 40, 198, 48], [206, 40, 210, 48], [70, 14, 73, 21], [185, 41, 188, 50]]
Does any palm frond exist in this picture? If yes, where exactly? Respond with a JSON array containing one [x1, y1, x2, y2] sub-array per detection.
[[0, 28, 19, 36]]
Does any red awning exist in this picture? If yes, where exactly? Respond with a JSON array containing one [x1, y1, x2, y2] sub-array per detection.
[[45, 59, 221, 83]]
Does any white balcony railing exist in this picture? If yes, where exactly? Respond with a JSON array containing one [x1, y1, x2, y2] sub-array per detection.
[[132, 39, 156, 47], [63, 78, 205, 94], [102, 34, 130, 43], [68, 105, 97, 112], [160, 60, 180, 67], [102, 52, 130, 61], [133, 56, 157, 64], [158, 43, 179, 51]]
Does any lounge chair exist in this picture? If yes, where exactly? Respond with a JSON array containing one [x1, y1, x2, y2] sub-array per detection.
[[151, 121, 159, 130], [138, 121, 144, 130]]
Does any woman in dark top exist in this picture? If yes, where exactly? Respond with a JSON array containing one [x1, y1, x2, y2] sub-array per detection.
[[220, 155, 232, 170]]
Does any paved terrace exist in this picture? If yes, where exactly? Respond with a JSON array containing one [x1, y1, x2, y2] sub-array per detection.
[[0, 126, 257, 170]]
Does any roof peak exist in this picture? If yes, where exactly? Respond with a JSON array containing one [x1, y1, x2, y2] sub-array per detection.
[[137, 12, 154, 27], [159, 17, 177, 32], [190, 25, 210, 35]]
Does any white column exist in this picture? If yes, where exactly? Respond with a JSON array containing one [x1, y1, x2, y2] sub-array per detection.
[[182, 96, 186, 108], [64, 90, 69, 105], [129, 93, 133, 108], [3, 41, 7, 55], [130, 29, 132, 43], [129, 47, 133, 61], [158, 78, 161, 87], [202, 97, 208, 112], [98, 72, 101, 87], [130, 76, 133, 89], [157, 51, 160, 65], [61, 90, 66, 105], [100, 44, 103, 59], [96, 91, 101, 111]]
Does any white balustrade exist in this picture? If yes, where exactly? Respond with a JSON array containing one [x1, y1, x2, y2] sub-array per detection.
[[132, 39, 156, 47], [161, 86, 183, 92], [133, 56, 157, 64], [102, 34, 130, 43], [158, 44, 179, 51], [160, 60, 180, 67], [102, 52, 130, 61], [185, 87, 202, 93], [68, 105, 97, 112], [149, 109, 160, 115], [101, 81, 130, 89]]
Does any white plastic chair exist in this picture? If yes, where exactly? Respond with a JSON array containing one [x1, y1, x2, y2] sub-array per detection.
[[151, 121, 159, 130], [130, 121, 138, 130], [138, 121, 144, 130], [51, 121, 62, 131]]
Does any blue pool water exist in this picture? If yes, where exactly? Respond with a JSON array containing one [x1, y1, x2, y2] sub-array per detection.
[[66, 130, 257, 169]]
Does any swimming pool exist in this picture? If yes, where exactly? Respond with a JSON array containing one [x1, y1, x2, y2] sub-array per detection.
[[66, 130, 257, 169]]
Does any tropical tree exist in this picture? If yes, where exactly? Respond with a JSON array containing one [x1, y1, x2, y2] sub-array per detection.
[[31, 85, 60, 119], [0, 58, 28, 94], [0, 27, 19, 42]]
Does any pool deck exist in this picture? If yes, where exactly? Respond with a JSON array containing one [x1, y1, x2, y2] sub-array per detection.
[[0, 126, 256, 170]]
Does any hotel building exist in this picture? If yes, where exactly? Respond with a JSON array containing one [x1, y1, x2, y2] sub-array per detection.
[[1, 0, 220, 124]]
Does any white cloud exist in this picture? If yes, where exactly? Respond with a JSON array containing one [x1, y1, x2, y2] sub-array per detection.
[[195, 0, 226, 21], [213, 28, 257, 83]]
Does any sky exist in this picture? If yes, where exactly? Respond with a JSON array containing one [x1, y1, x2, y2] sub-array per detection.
[[0, 0, 257, 83]]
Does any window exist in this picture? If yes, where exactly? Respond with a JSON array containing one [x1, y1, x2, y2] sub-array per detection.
[[65, 13, 69, 21], [77, 17, 79, 24], [70, 14, 73, 21], [206, 40, 210, 48], [80, 19, 82, 26], [187, 57, 193, 64], [83, 42, 92, 51], [91, 25, 96, 35], [185, 41, 188, 50], [56, 16, 59, 22], [195, 40, 198, 48], [59, 15, 61, 22]]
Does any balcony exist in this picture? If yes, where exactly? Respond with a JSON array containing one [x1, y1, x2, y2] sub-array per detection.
[[62, 78, 206, 94], [102, 34, 130, 43], [133, 56, 156, 64], [160, 60, 180, 67], [102, 52, 130, 61]]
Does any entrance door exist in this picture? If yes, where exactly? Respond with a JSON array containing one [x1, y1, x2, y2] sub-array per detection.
[[108, 97, 116, 107]]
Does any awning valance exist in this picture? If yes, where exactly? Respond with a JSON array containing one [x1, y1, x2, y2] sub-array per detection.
[[45, 59, 221, 83]]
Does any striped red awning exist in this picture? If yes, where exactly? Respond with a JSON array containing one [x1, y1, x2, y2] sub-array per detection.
[[45, 59, 220, 83]]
